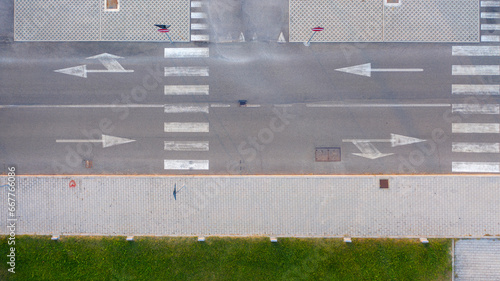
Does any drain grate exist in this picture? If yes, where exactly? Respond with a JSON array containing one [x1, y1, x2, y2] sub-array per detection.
[[315, 147, 341, 162]]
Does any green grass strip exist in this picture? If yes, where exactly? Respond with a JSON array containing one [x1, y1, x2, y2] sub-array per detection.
[[0, 236, 451, 281]]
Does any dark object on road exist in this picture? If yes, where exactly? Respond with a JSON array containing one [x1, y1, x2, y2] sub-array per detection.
[[238, 100, 247, 107], [315, 147, 341, 162]]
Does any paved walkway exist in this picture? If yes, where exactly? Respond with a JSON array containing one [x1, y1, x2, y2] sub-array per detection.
[[1, 175, 499, 237], [14, 0, 190, 41], [289, 0, 479, 42], [455, 239, 500, 281]]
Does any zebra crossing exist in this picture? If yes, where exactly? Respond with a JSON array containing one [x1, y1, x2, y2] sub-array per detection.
[[163, 46, 210, 171], [451, 45, 500, 173], [481, 0, 500, 42], [190, 1, 209, 42]]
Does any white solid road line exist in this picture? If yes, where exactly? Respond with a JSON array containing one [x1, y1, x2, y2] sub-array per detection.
[[164, 160, 209, 170], [164, 104, 209, 113], [482, 35, 500, 42], [164, 141, 209, 151], [191, 1, 202, 7], [452, 84, 500, 95], [191, 34, 210, 42], [452, 46, 500, 56], [481, 12, 500, 18], [452, 65, 500, 76], [191, 23, 209, 30], [481, 24, 500, 31], [164, 122, 209, 133], [164, 85, 209, 95], [481, 1, 500, 7], [452, 162, 500, 173], [191, 12, 207, 19], [306, 103, 450, 108], [452, 104, 500, 114], [210, 104, 231, 108], [0, 104, 164, 109], [452, 123, 500, 133], [164, 67, 209, 77], [452, 142, 500, 153], [164, 48, 209, 58]]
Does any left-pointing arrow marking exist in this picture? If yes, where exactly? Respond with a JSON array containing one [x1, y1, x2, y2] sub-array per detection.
[[54, 53, 134, 78], [56, 134, 136, 148], [335, 63, 423, 77], [54, 65, 88, 78]]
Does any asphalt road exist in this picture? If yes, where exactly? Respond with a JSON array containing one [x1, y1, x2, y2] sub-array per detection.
[[1, 0, 499, 175]]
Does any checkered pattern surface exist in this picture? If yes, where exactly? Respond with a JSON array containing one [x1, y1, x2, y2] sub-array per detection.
[[289, 0, 479, 43], [1, 176, 499, 237], [384, 0, 480, 42], [14, 0, 190, 41]]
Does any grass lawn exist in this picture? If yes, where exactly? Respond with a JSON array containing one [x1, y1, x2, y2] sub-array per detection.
[[0, 236, 451, 281]]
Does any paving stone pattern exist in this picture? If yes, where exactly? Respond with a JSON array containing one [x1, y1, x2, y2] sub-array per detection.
[[1, 176, 499, 237], [455, 239, 500, 281], [14, 0, 190, 41], [289, 0, 479, 43]]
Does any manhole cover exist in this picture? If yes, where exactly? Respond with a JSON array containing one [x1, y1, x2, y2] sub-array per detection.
[[315, 147, 341, 162]]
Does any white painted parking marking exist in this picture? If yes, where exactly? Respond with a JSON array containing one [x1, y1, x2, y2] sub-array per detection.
[[452, 123, 500, 133], [191, 23, 208, 30], [452, 65, 500, 75], [164, 104, 209, 113], [452, 84, 500, 95], [164, 160, 209, 170], [481, 24, 500, 31], [452, 162, 500, 173], [481, 1, 500, 7], [164, 67, 209, 77], [452, 46, 500, 56], [452, 104, 500, 114], [482, 35, 500, 42], [246, 104, 261, 108], [191, 1, 202, 7], [191, 12, 207, 19], [164, 141, 209, 151], [164, 48, 209, 58], [164, 122, 209, 133], [481, 12, 500, 18], [452, 142, 500, 153], [210, 104, 231, 108], [0, 104, 164, 109], [191, 34, 210, 42], [164, 85, 209, 95]]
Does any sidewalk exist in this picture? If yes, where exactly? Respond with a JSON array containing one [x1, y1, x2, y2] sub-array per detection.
[[1, 175, 499, 237]]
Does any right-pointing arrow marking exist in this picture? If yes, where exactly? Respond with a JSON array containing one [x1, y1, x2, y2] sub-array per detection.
[[335, 63, 424, 77], [56, 134, 135, 148]]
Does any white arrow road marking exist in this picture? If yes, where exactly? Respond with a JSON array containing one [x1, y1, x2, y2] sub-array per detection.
[[164, 122, 209, 133], [164, 85, 209, 95], [452, 46, 500, 56], [164, 67, 209, 76], [164, 104, 209, 113], [164, 48, 209, 58], [452, 142, 500, 153], [56, 134, 135, 148], [343, 134, 426, 147], [452, 104, 499, 114], [164, 141, 209, 151], [350, 141, 394, 160], [54, 53, 133, 78], [335, 63, 423, 77], [452, 123, 500, 133], [452, 84, 500, 95], [452, 162, 500, 173], [164, 160, 209, 170], [452, 65, 500, 75]]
